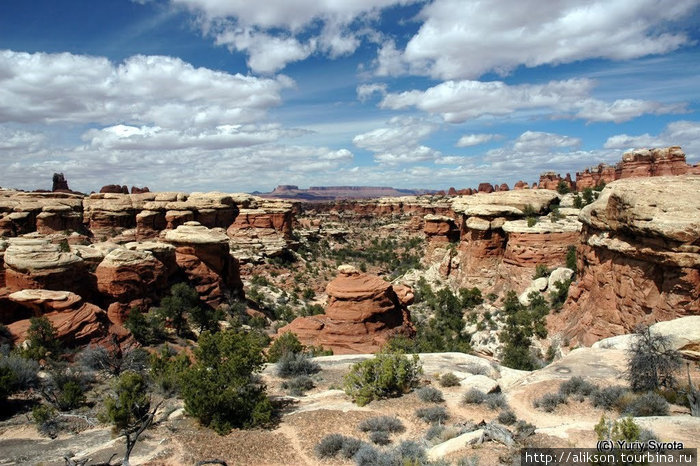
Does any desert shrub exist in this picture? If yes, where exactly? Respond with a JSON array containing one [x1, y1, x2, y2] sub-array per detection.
[[559, 376, 597, 397], [499, 291, 547, 371], [497, 409, 517, 425], [522, 204, 536, 216], [459, 287, 483, 309], [527, 217, 537, 227], [267, 332, 304, 363], [0, 353, 39, 391], [276, 352, 320, 378], [315, 434, 364, 459], [0, 366, 15, 403], [282, 375, 314, 396], [485, 392, 507, 410], [549, 279, 572, 310], [358, 415, 405, 433], [415, 406, 448, 424], [627, 325, 682, 392], [533, 264, 550, 279], [533, 392, 567, 412], [566, 246, 577, 274], [24, 316, 61, 360], [181, 329, 272, 434], [425, 423, 444, 441], [148, 345, 191, 396], [417, 386, 444, 403], [591, 386, 631, 410], [462, 388, 486, 405], [77, 345, 148, 376], [395, 440, 427, 463], [439, 373, 460, 387], [595, 415, 643, 443], [344, 351, 422, 406], [124, 308, 166, 345], [369, 430, 391, 445], [41, 368, 87, 411], [623, 392, 669, 417], [557, 180, 571, 194], [464, 363, 491, 376]]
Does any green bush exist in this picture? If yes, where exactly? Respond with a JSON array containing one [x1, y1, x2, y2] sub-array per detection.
[[24, 316, 61, 360], [439, 373, 460, 387], [533, 264, 550, 279], [267, 332, 304, 363], [0, 353, 39, 391], [522, 204, 536, 216], [343, 351, 422, 406], [124, 308, 166, 345], [566, 245, 577, 273], [181, 329, 272, 434], [158, 283, 215, 336], [276, 352, 320, 378], [550, 279, 572, 310], [416, 386, 444, 403], [527, 217, 537, 227], [415, 406, 448, 424], [0, 365, 15, 403], [557, 180, 571, 194], [499, 291, 548, 370], [149, 345, 191, 396], [358, 415, 405, 433]]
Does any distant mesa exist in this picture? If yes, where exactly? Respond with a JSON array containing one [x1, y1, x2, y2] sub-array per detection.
[[99, 184, 150, 194], [259, 185, 437, 201]]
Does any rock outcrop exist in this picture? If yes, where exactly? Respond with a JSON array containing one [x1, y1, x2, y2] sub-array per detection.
[[551, 175, 700, 345], [161, 222, 243, 307], [6, 289, 129, 348], [278, 266, 414, 354]]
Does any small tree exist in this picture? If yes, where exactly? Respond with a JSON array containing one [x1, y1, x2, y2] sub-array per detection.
[[159, 283, 201, 336], [565, 245, 577, 275], [101, 371, 160, 466], [499, 291, 548, 371], [181, 329, 272, 434], [627, 325, 682, 392], [268, 332, 304, 363], [556, 180, 570, 194], [25, 316, 61, 360]]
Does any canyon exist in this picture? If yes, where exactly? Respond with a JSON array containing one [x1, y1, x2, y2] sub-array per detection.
[[0, 146, 698, 353]]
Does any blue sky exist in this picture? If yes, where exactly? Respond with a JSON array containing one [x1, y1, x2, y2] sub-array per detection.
[[1, 0, 699, 193]]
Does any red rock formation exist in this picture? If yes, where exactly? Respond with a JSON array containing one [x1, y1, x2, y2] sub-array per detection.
[[131, 186, 150, 194], [575, 164, 616, 190], [6, 289, 131, 349], [100, 185, 129, 194], [499, 183, 510, 192], [161, 222, 243, 307], [95, 248, 170, 324], [278, 266, 414, 354], [551, 175, 700, 346], [448, 187, 458, 196], [423, 214, 459, 243], [52, 173, 69, 192], [513, 181, 527, 190], [538, 172, 573, 191], [478, 183, 494, 193]]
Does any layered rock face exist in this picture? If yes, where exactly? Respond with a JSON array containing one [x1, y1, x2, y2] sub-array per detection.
[[161, 222, 243, 307], [441, 190, 577, 292], [551, 176, 700, 345], [0, 191, 84, 236], [278, 266, 415, 354], [6, 290, 130, 348]]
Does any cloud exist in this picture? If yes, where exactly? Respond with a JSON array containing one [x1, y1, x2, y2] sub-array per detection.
[[175, 0, 420, 72], [456, 133, 499, 147], [384, 0, 699, 80], [380, 78, 685, 123], [357, 83, 387, 102], [0, 50, 291, 128], [512, 131, 581, 153], [604, 120, 700, 161], [353, 116, 442, 164]]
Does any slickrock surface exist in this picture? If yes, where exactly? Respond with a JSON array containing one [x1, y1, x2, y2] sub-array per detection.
[[278, 266, 415, 354], [550, 175, 700, 345]]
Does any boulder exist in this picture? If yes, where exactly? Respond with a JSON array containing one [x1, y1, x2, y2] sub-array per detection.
[[519, 277, 549, 305], [547, 267, 574, 289]]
